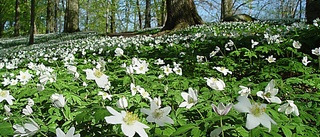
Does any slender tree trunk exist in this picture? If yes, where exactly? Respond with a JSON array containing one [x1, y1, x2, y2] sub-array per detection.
[[162, 0, 203, 31], [64, 0, 79, 33], [110, 0, 117, 33], [136, 0, 142, 29], [14, 0, 20, 36], [106, 1, 109, 33], [160, 0, 165, 26], [0, 21, 4, 37], [306, 0, 320, 24], [29, 0, 35, 45], [54, 0, 59, 32], [145, 0, 151, 28], [46, 0, 55, 33], [85, 0, 89, 31]]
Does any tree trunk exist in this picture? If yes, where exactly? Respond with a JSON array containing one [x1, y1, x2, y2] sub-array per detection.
[[46, 0, 55, 33], [162, 0, 203, 31], [64, 0, 79, 33], [14, 0, 20, 36], [54, 0, 59, 32], [29, 0, 35, 45], [110, 0, 117, 33], [136, 0, 142, 29], [221, 0, 233, 20], [306, 0, 320, 24], [144, 0, 151, 28], [160, 0, 166, 26]]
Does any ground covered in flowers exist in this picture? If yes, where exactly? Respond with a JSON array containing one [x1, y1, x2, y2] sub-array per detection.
[[0, 20, 320, 137]]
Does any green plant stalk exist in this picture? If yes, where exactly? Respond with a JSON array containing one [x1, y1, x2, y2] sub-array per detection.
[[318, 56, 320, 70], [195, 108, 205, 121], [220, 116, 225, 137]]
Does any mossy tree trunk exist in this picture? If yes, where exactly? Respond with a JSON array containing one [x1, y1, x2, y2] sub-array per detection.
[[306, 0, 320, 24], [14, 0, 20, 36], [162, 0, 203, 31]]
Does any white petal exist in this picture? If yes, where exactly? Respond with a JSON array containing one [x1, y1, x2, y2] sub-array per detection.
[[146, 115, 155, 122], [234, 96, 251, 113], [181, 92, 189, 101], [246, 114, 260, 130], [121, 124, 135, 137], [134, 122, 149, 137], [161, 116, 174, 125], [162, 106, 171, 116], [106, 106, 121, 116], [179, 102, 188, 108], [105, 116, 123, 124], [259, 113, 272, 132], [66, 127, 75, 136], [141, 108, 152, 115], [256, 91, 264, 99], [278, 103, 288, 112], [269, 97, 282, 104], [55, 128, 65, 137]]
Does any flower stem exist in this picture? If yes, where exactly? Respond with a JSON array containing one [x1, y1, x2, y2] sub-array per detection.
[[195, 108, 205, 121], [220, 116, 225, 137]]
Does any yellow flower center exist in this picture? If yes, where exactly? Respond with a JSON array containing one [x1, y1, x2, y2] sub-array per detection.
[[188, 96, 195, 103], [264, 92, 271, 98], [250, 103, 265, 117], [94, 69, 103, 78], [123, 112, 139, 125], [0, 91, 7, 97], [22, 75, 27, 79], [152, 109, 164, 119]]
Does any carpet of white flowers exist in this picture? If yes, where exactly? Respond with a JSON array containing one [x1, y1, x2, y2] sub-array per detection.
[[0, 19, 320, 137]]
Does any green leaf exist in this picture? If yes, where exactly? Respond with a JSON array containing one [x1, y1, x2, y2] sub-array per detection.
[[94, 108, 109, 122], [282, 126, 292, 137], [171, 124, 196, 136], [0, 122, 14, 136]]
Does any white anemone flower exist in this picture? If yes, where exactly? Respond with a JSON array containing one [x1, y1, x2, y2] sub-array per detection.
[[278, 100, 299, 116], [161, 64, 173, 76], [238, 86, 251, 97], [292, 40, 302, 49], [213, 67, 232, 76], [105, 106, 149, 137], [115, 48, 124, 56], [233, 96, 276, 132], [173, 66, 182, 76], [311, 47, 320, 56], [16, 70, 33, 85], [211, 102, 232, 116], [27, 98, 34, 107], [204, 77, 226, 91], [179, 87, 198, 109], [266, 55, 276, 63], [22, 105, 33, 116], [141, 100, 174, 126], [98, 91, 112, 101], [116, 96, 128, 109], [13, 118, 40, 137], [83, 68, 110, 89], [0, 89, 15, 105], [257, 80, 282, 104], [51, 93, 66, 108], [56, 127, 80, 137], [251, 39, 259, 49], [302, 56, 311, 66]]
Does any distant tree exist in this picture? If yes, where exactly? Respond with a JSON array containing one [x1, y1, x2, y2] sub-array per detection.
[[14, 0, 20, 36], [136, 0, 142, 29], [145, 0, 151, 28], [306, 0, 320, 23], [46, 0, 55, 33], [29, 0, 35, 45], [64, 0, 79, 33], [162, 0, 203, 31]]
